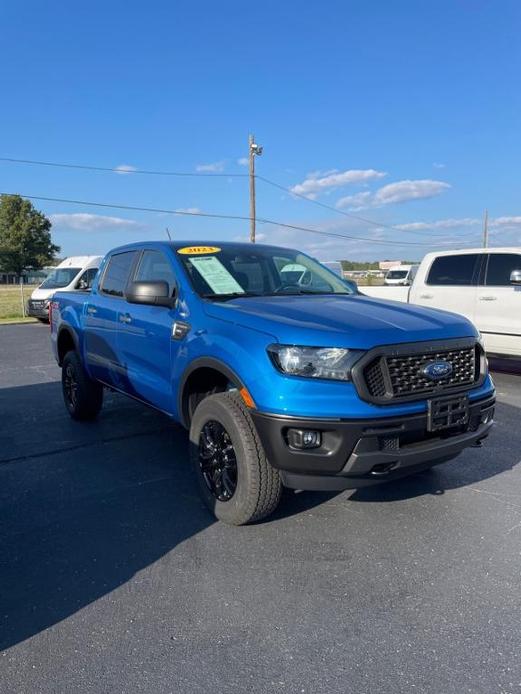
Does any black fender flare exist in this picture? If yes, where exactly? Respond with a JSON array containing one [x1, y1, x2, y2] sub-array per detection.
[[177, 357, 246, 428], [56, 324, 80, 365]]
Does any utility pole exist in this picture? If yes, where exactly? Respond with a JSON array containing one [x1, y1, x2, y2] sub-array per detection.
[[248, 134, 263, 243], [482, 209, 489, 248]]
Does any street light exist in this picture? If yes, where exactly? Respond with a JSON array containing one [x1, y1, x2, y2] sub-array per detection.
[[249, 134, 263, 243]]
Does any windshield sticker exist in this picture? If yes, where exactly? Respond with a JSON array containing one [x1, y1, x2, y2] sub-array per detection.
[[177, 246, 221, 255], [190, 256, 245, 295]]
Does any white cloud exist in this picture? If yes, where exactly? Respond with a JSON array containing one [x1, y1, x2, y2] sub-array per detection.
[[114, 164, 137, 175], [196, 161, 226, 173], [395, 217, 480, 231], [337, 179, 451, 210], [175, 207, 202, 215], [237, 157, 249, 167], [290, 168, 386, 198], [433, 162, 446, 169], [50, 213, 139, 231], [233, 232, 267, 242], [335, 191, 373, 210], [490, 216, 521, 228]]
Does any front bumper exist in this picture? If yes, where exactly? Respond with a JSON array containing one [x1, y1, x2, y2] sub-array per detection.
[[251, 393, 495, 490], [26, 300, 49, 318]]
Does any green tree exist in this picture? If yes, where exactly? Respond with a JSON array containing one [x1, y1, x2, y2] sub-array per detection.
[[0, 194, 60, 277]]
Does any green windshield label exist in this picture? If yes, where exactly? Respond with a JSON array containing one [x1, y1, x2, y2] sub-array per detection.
[[190, 256, 245, 295]]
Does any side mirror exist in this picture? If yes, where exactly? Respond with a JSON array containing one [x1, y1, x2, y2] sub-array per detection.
[[510, 270, 521, 285], [126, 280, 175, 307]]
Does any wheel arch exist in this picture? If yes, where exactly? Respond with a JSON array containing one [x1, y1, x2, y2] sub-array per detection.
[[57, 325, 79, 366], [178, 357, 246, 429]]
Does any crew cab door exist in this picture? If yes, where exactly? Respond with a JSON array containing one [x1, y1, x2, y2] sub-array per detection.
[[474, 252, 521, 356], [84, 250, 138, 386], [117, 249, 181, 413], [412, 252, 482, 323]]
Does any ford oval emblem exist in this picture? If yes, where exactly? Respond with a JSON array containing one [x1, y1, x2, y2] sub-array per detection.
[[422, 360, 453, 380]]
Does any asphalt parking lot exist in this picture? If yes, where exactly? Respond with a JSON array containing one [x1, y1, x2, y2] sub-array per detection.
[[1, 323, 520, 694]]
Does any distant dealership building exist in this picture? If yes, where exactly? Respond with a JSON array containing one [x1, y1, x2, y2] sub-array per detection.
[[378, 260, 402, 270]]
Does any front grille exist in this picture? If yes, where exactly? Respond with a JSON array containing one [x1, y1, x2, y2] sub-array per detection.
[[360, 343, 480, 403]]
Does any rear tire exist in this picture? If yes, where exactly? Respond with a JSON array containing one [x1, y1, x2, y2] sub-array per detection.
[[62, 350, 103, 421], [189, 391, 282, 525]]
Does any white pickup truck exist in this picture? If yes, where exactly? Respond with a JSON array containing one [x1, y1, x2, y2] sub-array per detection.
[[362, 247, 521, 358]]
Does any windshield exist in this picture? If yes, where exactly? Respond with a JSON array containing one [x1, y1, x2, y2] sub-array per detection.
[[178, 246, 356, 298], [40, 267, 81, 289], [386, 269, 408, 280]]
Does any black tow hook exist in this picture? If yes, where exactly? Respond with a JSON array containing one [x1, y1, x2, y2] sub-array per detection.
[[471, 438, 485, 448]]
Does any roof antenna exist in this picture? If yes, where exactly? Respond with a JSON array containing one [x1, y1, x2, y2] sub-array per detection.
[[165, 227, 172, 241]]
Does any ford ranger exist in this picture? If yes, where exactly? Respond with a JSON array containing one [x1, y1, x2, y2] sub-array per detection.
[[50, 241, 495, 525]]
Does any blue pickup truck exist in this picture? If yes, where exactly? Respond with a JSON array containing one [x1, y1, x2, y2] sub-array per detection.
[[50, 241, 495, 524]]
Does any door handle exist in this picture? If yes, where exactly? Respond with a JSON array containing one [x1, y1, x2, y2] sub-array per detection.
[[478, 296, 497, 301], [420, 294, 433, 299], [119, 313, 132, 324], [86, 306, 97, 315]]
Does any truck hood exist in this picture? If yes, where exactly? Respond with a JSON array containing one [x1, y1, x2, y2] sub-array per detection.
[[203, 294, 478, 349]]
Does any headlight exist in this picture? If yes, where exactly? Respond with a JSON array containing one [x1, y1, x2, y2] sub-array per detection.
[[267, 344, 362, 381]]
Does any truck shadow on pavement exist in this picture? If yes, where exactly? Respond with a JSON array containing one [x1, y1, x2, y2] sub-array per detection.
[[0, 381, 328, 651], [1, 382, 519, 651]]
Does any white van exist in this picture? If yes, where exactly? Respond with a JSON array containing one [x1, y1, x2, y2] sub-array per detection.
[[362, 247, 521, 357], [27, 256, 102, 321], [384, 264, 419, 286]]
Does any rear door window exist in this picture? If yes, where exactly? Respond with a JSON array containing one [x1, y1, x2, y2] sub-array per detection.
[[100, 251, 137, 297], [484, 253, 521, 286], [426, 254, 482, 286]]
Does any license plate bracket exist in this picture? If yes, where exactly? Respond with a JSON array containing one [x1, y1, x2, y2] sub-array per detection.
[[427, 394, 469, 432]]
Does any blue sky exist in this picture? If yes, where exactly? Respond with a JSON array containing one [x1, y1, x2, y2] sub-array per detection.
[[1, 0, 520, 261]]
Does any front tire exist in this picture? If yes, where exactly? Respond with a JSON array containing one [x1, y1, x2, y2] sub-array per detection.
[[62, 350, 103, 421], [189, 392, 282, 525]]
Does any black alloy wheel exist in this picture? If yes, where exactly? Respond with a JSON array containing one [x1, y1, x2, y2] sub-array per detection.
[[198, 420, 238, 502], [63, 362, 79, 410]]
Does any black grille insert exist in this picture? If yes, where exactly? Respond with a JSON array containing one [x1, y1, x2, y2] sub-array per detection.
[[355, 340, 482, 404]]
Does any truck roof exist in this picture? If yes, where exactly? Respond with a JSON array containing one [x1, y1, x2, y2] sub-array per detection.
[[104, 240, 300, 255], [56, 255, 103, 267], [421, 246, 521, 260]]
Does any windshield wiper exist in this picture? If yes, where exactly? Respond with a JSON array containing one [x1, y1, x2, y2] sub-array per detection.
[[201, 292, 261, 301]]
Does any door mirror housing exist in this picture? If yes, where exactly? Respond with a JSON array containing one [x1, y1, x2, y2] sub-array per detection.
[[125, 280, 175, 307], [510, 270, 521, 285]]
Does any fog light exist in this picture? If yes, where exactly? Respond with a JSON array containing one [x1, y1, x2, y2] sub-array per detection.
[[287, 429, 321, 450]]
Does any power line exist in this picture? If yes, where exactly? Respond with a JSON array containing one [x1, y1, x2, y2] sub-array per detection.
[[0, 155, 481, 240], [0, 191, 463, 247], [0, 156, 248, 178]]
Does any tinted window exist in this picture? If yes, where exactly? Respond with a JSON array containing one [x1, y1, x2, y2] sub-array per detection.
[[40, 267, 81, 289], [386, 270, 408, 279], [178, 246, 352, 298], [427, 254, 481, 286], [230, 259, 266, 293], [134, 250, 177, 295], [485, 253, 521, 286], [100, 252, 137, 297], [76, 267, 98, 290]]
